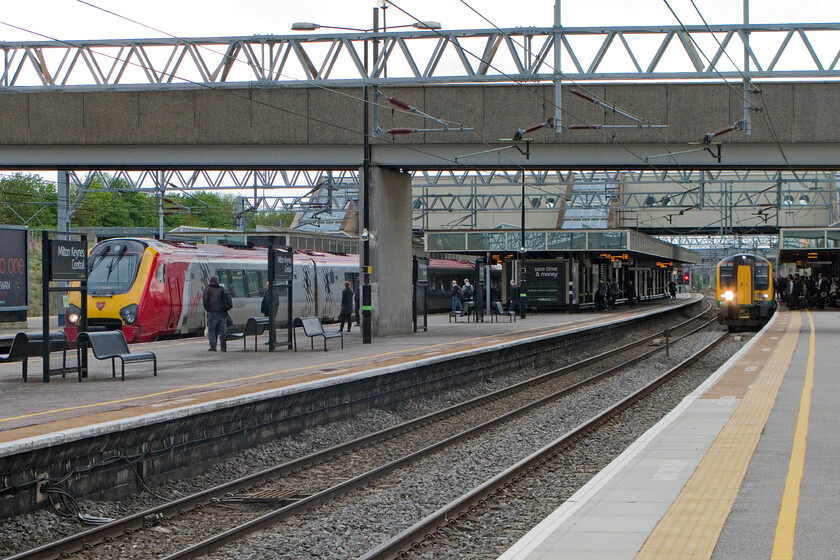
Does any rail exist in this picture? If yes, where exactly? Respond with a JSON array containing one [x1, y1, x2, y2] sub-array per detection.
[[7, 302, 711, 560]]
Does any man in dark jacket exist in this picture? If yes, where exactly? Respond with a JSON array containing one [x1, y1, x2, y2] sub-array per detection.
[[339, 281, 354, 332], [202, 276, 227, 351], [260, 281, 279, 319]]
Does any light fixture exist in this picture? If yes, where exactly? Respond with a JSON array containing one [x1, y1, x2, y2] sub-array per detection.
[[660, 196, 671, 206], [798, 194, 809, 206], [546, 198, 556, 209], [530, 197, 540, 208], [644, 195, 656, 207], [783, 195, 794, 206]]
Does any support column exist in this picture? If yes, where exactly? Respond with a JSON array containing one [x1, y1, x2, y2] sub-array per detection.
[[361, 166, 413, 336], [56, 171, 70, 235]]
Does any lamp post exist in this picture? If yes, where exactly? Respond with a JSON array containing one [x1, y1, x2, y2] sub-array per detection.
[[519, 172, 527, 319], [292, 11, 440, 344]]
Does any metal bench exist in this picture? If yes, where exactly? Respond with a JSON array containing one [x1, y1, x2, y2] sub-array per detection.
[[491, 301, 517, 322], [77, 331, 157, 381], [294, 316, 343, 351], [225, 317, 270, 351], [0, 331, 68, 382]]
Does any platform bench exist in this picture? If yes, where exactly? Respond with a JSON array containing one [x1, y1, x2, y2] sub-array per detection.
[[294, 316, 343, 351], [491, 301, 517, 323], [0, 331, 68, 382], [225, 317, 270, 351], [77, 331, 157, 381]]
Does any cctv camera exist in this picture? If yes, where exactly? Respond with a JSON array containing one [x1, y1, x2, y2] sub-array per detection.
[[361, 228, 370, 241]]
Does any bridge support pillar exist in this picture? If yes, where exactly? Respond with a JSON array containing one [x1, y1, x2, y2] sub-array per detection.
[[363, 166, 413, 336]]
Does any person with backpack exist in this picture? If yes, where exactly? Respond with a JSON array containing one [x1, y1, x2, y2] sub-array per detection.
[[450, 280, 463, 314], [202, 275, 231, 352], [460, 278, 474, 316]]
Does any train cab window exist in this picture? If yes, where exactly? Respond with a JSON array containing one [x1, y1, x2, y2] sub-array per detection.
[[754, 263, 770, 290], [87, 239, 145, 295], [719, 263, 735, 288], [155, 262, 165, 284]]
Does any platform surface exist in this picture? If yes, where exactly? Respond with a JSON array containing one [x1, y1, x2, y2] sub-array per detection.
[[0, 297, 695, 448], [498, 308, 839, 560]]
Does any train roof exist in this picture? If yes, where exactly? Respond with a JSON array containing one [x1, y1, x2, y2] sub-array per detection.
[[720, 253, 772, 264]]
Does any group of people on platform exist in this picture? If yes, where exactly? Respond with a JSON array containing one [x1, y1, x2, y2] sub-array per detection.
[[595, 279, 637, 310], [776, 273, 838, 310], [450, 278, 524, 317], [450, 278, 476, 316]]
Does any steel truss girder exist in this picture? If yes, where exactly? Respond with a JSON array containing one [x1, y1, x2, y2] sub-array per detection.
[[4, 24, 840, 90]]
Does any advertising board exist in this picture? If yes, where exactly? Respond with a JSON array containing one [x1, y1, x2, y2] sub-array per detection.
[[0, 226, 29, 314]]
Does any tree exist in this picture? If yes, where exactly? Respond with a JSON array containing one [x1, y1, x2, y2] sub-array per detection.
[[0, 173, 57, 228]]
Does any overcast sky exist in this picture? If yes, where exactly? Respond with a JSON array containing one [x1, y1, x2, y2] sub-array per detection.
[[2, 0, 839, 42]]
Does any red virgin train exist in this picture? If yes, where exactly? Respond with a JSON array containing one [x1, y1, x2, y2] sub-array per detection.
[[65, 238, 485, 343]]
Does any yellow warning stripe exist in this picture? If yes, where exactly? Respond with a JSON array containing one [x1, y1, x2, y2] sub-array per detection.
[[635, 312, 802, 559], [771, 310, 815, 559]]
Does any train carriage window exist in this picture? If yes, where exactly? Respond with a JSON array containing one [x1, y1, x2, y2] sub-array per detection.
[[246, 271, 262, 297], [719, 262, 735, 288], [754, 263, 770, 290], [228, 270, 247, 298]]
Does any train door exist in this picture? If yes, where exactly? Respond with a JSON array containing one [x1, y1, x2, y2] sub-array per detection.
[[736, 264, 753, 305], [165, 266, 182, 330]]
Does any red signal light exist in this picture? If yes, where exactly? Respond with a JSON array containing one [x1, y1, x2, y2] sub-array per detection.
[[683, 273, 690, 283]]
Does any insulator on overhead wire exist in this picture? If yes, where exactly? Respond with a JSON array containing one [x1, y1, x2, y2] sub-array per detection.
[[386, 127, 415, 135], [387, 97, 413, 111]]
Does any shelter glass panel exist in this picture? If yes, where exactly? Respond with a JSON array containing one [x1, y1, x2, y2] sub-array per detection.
[[588, 231, 627, 250], [783, 230, 825, 249], [505, 232, 545, 252], [547, 232, 586, 250], [427, 233, 467, 251], [826, 230, 840, 248], [467, 232, 506, 251]]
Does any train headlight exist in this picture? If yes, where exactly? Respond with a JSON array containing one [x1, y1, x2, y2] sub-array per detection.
[[67, 304, 82, 326], [723, 290, 735, 301], [119, 304, 139, 325]]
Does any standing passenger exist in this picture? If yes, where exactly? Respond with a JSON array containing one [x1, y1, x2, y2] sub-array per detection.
[[354, 281, 361, 326], [339, 281, 354, 332], [202, 276, 227, 352], [461, 278, 474, 316], [450, 280, 463, 314], [508, 279, 521, 314], [626, 280, 636, 308]]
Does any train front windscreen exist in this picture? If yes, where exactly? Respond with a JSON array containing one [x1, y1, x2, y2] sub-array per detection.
[[87, 240, 146, 295]]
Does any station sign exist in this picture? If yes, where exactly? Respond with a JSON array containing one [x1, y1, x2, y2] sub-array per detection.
[[0, 226, 29, 312], [49, 239, 88, 281], [275, 249, 294, 282]]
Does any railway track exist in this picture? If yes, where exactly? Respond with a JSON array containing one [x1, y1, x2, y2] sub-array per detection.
[[8, 304, 718, 560]]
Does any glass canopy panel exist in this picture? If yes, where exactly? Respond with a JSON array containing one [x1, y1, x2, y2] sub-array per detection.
[[782, 230, 825, 249], [427, 233, 467, 251], [588, 231, 627, 250], [467, 232, 507, 251], [547, 231, 586, 250]]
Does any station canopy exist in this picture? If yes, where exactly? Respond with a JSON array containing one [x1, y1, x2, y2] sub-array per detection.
[[778, 228, 840, 267], [425, 229, 700, 264]]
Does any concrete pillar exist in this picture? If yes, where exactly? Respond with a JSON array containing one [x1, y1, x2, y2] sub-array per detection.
[[364, 166, 413, 336]]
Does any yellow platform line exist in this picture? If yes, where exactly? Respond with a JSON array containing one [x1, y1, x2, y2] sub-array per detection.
[[635, 312, 802, 560], [0, 316, 602, 425], [771, 310, 815, 560]]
